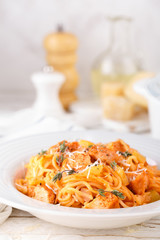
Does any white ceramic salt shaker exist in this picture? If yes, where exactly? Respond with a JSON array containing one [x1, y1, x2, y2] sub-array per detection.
[[31, 66, 65, 117]]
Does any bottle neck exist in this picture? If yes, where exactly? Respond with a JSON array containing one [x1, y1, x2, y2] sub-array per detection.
[[110, 19, 132, 56]]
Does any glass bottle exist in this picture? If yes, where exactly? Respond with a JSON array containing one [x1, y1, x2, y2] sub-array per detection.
[[91, 16, 139, 96]]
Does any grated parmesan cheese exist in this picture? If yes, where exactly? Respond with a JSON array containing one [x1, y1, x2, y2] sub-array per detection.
[[80, 159, 102, 175], [87, 167, 91, 179], [45, 183, 57, 194], [125, 168, 146, 174]]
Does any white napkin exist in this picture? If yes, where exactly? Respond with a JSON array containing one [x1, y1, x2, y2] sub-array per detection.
[[0, 108, 84, 142], [0, 204, 12, 225]]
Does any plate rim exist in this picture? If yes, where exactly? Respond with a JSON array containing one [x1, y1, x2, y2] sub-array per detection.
[[0, 130, 160, 218]]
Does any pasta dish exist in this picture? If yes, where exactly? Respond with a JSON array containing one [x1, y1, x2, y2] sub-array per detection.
[[15, 139, 160, 209]]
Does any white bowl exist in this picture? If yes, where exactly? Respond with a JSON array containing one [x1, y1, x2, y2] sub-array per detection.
[[0, 130, 160, 229]]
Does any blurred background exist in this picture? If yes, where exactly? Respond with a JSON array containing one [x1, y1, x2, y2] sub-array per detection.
[[0, 0, 160, 138]]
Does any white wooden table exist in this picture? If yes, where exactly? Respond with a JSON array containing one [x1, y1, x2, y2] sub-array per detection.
[[0, 208, 159, 240]]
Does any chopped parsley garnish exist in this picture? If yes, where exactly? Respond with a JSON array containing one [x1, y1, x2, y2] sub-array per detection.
[[60, 141, 67, 153], [110, 161, 117, 169], [98, 189, 125, 199], [118, 151, 132, 158], [38, 150, 47, 155], [52, 169, 76, 182]]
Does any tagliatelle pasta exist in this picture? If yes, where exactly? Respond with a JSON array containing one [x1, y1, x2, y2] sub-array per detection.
[[15, 139, 160, 209]]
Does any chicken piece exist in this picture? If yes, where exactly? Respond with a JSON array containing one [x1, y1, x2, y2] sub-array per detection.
[[62, 152, 91, 171], [83, 192, 120, 209], [134, 191, 160, 206], [66, 141, 80, 151], [28, 185, 55, 204], [106, 139, 129, 152], [15, 179, 28, 195], [49, 140, 83, 154], [129, 172, 149, 195], [88, 139, 133, 166], [88, 145, 123, 165], [80, 188, 93, 202], [27, 185, 35, 197]]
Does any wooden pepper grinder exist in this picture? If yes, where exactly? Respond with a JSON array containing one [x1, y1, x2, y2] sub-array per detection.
[[44, 25, 79, 110]]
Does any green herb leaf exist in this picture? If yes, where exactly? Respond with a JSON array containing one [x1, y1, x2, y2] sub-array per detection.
[[38, 150, 47, 155], [61, 154, 64, 162], [88, 145, 93, 148], [110, 161, 117, 169], [97, 189, 125, 199], [67, 169, 76, 175], [111, 190, 125, 199], [56, 154, 64, 165], [98, 189, 106, 197], [52, 168, 76, 182], [118, 151, 132, 158], [56, 156, 59, 163], [52, 172, 62, 182], [100, 145, 105, 148], [60, 141, 67, 153]]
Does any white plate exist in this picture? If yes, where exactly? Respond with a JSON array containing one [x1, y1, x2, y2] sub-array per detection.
[[0, 130, 160, 229]]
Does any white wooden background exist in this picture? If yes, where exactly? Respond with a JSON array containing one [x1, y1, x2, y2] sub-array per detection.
[[1, 0, 160, 100], [0, 208, 160, 240]]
